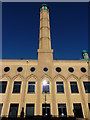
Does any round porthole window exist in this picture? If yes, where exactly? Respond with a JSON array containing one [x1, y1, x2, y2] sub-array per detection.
[[17, 67, 23, 72], [68, 67, 74, 73], [56, 67, 61, 72], [43, 67, 48, 72], [81, 67, 86, 73], [30, 67, 35, 72], [4, 67, 10, 72]]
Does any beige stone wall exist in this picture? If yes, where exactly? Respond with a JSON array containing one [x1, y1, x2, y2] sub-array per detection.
[[0, 60, 89, 118]]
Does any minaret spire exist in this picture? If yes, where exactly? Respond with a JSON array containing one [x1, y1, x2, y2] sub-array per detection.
[[38, 4, 53, 61]]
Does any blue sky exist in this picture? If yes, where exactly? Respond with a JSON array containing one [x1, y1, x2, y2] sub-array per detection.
[[2, 2, 88, 60]]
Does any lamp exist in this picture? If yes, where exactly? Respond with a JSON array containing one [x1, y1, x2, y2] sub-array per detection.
[[61, 112, 64, 117], [43, 80, 47, 86]]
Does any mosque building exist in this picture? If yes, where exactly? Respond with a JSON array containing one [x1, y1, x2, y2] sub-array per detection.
[[0, 4, 90, 119]]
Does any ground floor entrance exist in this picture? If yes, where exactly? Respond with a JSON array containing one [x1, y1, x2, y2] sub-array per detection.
[[42, 104, 50, 116], [73, 103, 83, 118], [58, 104, 67, 117]]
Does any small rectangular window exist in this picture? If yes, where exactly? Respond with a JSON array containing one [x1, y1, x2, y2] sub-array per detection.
[[12, 82, 21, 93], [42, 82, 50, 93], [88, 103, 90, 110], [9, 104, 19, 117], [58, 104, 67, 117], [26, 104, 34, 117], [83, 82, 90, 93], [28, 82, 35, 93], [0, 103, 3, 116], [56, 82, 64, 93], [0, 81, 7, 93], [70, 82, 79, 93]]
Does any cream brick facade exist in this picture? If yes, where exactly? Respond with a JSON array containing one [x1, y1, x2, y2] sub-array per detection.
[[0, 4, 90, 119]]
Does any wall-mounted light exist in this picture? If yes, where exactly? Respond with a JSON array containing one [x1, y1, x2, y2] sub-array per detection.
[[42, 80, 47, 86]]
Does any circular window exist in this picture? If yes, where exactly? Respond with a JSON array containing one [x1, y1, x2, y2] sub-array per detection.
[[4, 67, 10, 72], [81, 67, 86, 73], [43, 67, 48, 72], [56, 67, 61, 72], [30, 67, 35, 72], [68, 67, 74, 72], [17, 67, 23, 72]]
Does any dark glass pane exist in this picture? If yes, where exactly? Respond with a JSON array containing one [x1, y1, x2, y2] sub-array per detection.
[[30, 67, 35, 72], [56, 67, 61, 72], [56, 82, 64, 93], [88, 103, 90, 110], [26, 104, 34, 116], [9, 104, 19, 117], [28, 85, 35, 93], [28, 82, 35, 93], [83, 82, 90, 93], [42, 104, 50, 116], [17, 67, 23, 72], [73, 103, 83, 118], [13, 82, 21, 93], [43, 67, 48, 72], [58, 104, 67, 117], [0, 81, 7, 93], [28, 82, 35, 84], [81, 67, 86, 73], [0, 104, 3, 116], [70, 82, 79, 93], [68, 67, 74, 72], [4, 67, 10, 72], [57, 85, 64, 93]]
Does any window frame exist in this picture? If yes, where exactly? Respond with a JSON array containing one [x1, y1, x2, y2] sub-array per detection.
[[26, 104, 35, 117], [0, 103, 3, 116], [4, 67, 10, 72], [56, 82, 64, 93], [27, 82, 35, 94], [0, 81, 7, 93], [17, 67, 23, 72], [58, 104, 67, 117], [70, 82, 79, 94], [42, 104, 50, 116], [30, 67, 35, 72], [12, 81, 21, 94], [81, 67, 86, 73], [9, 104, 19, 118], [43, 67, 48, 72], [83, 82, 90, 93], [68, 67, 74, 73], [56, 67, 61, 72], [73, 103, 83, 118], [88, 103, 90, 110]]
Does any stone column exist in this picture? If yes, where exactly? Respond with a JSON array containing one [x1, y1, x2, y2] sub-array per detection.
[[78, 80, 88, 118], [36, 80, 41, 115], [51, 80, 57, 116], [19, 78, 26, 116], [65, 80, 73, 116], [2, 78, 13, 117]]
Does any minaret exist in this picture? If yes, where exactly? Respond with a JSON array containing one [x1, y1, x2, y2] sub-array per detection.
[[38, 4, 53, 62], [82, 50, 89, 60]]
